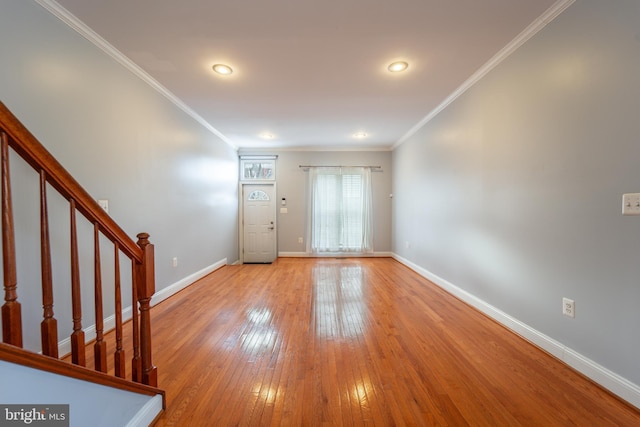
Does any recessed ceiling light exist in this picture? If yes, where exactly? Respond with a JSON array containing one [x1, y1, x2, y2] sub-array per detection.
[[353, 132, 368, 139], [212, 64, 233, 75], [260, 133, 275, 140], [388, 61, 409, 72]]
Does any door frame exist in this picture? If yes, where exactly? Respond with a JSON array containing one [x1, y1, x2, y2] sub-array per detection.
[[238, 182, 277, 264]]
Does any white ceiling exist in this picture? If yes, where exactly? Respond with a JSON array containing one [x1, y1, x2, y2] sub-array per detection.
[[51, 0, 558, 150]]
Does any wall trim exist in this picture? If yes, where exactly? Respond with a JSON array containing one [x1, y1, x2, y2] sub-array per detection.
[[278, 251, 393, 258], [278, 252, 311, 258], [57, 307, 133, 358], [391, 253, 640, 409], [33, 0, 575, 154], [34, 0, 237, 151], [151, 258, 227, 306], [239, 146, 393, 153], [57, 258, 227, 357], [129, 394, 164, 427], [392, 0, 576, 149]]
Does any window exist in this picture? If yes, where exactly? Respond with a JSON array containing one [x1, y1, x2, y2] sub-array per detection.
[[240, 158, 276, 181], [307, 167, 373, 253], [247, 190, 270, 201]]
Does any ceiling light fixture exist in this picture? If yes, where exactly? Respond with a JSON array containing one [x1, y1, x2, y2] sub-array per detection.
[[353, 132, 368, 139], [260, 133, 275, 140], [388, 61, 409, 72], [212, 64, 233, 75]]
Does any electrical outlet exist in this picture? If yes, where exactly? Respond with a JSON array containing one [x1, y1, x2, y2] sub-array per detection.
[[172, 257, 178, 268], [562, 297, 575, 318], [97, 199, 109, 213], [622, 193, 640, 215], [298, 237, 303, 244]]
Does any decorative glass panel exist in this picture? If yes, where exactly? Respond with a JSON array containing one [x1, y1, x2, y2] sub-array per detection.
[[248, 190, 270, 201], [241, 160, 274, 180]]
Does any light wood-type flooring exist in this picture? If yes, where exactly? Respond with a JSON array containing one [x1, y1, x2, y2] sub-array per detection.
[[111, 257, 640, 425]]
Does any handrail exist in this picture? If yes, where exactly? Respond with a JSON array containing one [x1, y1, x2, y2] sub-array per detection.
[[0, 100, 157, 388], [0, 102, 141, 260]]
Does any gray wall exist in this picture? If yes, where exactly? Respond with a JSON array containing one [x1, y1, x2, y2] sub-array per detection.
[[0, 0, 238, 351], [4, 0, 638, 402], [393, 0, 640, 387], [240, 150, 392, 254]]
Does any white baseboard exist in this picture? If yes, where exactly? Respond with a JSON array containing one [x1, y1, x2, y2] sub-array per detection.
[[127, 393, 164, 427], [372, 251, 394, 257], [57, 307, 135, 358], [278, 251, 311, 257], [392, 253, 640, 409], [58, 258, 227, 357], [278, 251, 394, 258], [152, 258, 227, 306]]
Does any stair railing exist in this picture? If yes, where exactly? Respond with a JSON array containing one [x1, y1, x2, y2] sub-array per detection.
[[0, 101, 157, 387]]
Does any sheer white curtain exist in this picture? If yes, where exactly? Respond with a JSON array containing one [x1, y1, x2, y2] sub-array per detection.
[[306, 167, 373, 254]]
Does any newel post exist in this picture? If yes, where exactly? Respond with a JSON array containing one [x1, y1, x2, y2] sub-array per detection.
[[135, 232, 157, 387]]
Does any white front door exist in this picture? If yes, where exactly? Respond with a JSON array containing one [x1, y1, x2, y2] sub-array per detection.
[[243, 184, 277, 263]]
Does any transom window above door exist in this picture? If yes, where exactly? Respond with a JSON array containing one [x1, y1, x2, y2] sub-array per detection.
[[240, 155, 277, 181]]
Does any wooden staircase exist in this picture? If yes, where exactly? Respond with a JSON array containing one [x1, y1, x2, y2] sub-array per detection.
[[0, 101, 164, 411]]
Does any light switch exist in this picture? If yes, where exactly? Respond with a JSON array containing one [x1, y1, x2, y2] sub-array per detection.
[[280, 207, 288, 214], [622, 193, 640, 216]]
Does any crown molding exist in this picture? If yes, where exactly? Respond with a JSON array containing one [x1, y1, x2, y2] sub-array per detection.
[[239, 145, 392, 153], [34, 0, 237, 151], [393, 0, 576, 150], [34, 0, 574, 154]]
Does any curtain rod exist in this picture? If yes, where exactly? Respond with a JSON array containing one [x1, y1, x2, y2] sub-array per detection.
[[299, 165, 382, 169]]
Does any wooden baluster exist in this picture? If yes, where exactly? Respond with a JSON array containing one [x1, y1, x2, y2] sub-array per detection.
[[40, 170, 58, 357], [113, 242, 125, 378], [93, 223, 107, 372], [69, 199, 85, 366], [1, 132, 22, 347], [135, 232, 157, 387], [131, 258, 141, 383]]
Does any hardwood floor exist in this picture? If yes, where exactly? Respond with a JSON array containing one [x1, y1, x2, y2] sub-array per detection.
[[113, 258, 640, 425]]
